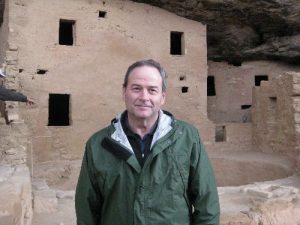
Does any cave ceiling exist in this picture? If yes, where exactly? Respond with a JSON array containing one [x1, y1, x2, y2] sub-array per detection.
[[133, 0, 300, 65]]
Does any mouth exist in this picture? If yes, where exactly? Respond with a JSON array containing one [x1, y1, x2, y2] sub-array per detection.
[[135, 105, 151, 108]]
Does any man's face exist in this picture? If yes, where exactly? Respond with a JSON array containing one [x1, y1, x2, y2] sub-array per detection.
[[123, 65, 166, 123]]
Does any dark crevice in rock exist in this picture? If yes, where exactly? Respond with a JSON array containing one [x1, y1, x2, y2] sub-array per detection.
[[133, 0, 300, 64]]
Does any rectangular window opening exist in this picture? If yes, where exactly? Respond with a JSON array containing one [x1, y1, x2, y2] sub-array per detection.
[[181, 86, 189, 93], [255, 75, 268, 86], [241, 105, 251, 109], [207, 76, 216, 96], [36, 69, 48, 75], [269, 97, 277, 122], [99, 10, 107, 18], [59, 19, 75, 46], [48, 94, 71, 126], [215, 125, 226, 142], [179, 75, 186, 81], [170, 31, 184, 55], [269, 97, 277, 110]]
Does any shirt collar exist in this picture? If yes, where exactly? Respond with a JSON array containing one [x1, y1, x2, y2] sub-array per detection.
[[121, 111, 158, 138]]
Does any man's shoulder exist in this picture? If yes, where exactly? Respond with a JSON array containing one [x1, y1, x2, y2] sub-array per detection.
[[87, 124, 114, 144], [163, 111, 198, 133], [174, 118, 198, 133]]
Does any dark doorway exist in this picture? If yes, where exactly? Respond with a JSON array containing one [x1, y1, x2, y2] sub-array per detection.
[[59, 19, 75, 46], [170, 31, 184, 55], [48, 94, 70, 126], [215, 125, 226, 142], [207, 76, 216, 96], [255, 75, 268, 86]]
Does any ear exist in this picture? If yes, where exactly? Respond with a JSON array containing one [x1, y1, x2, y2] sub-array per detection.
[[161, 91, 166, 105], [122, 86, 126, 101]]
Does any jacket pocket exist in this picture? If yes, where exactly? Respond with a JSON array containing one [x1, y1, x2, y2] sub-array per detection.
[[171, 154, 191, 209]]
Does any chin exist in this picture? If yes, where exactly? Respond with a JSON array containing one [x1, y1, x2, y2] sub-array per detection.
[[132, 111, 151, 118]]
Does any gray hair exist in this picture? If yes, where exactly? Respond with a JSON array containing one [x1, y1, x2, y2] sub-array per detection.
[[123, 59, 167, 92]]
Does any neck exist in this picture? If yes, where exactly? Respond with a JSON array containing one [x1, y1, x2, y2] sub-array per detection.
[[127, 113, 159, 138]]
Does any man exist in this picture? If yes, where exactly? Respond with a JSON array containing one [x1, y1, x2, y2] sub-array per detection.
[[75, 59, 220, 225]]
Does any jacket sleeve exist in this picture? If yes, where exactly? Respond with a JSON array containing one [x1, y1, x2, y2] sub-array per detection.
[[189, 132, 220, 225], [75, 142, 103, 225], [0, 86, 27, 102]]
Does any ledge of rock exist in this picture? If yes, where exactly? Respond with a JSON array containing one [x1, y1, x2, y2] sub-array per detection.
[[133, 0, 300, 64]]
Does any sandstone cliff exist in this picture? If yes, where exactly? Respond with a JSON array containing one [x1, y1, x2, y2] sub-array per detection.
[[134, 0, 300, 65]]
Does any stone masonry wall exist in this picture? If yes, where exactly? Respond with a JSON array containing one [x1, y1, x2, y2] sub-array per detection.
[[252, 72, 300, 168], [208, 60, 300, 123], [0, 0, 8, 65], [9, 0, 211, 162], [0, 2, 33, 224], [0, 0, 31, 166], [206, 60, 300, 153]]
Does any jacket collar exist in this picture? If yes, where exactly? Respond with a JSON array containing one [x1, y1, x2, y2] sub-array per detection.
[[111, 110, 174, 152], [103, 110, 176, 173]]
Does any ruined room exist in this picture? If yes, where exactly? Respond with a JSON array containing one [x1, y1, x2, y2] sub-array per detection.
[[1, 0, 300, 224]]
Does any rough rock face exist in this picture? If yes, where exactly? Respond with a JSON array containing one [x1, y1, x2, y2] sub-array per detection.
[[0, 0, 4, 26], [133, 0, 300, 64]]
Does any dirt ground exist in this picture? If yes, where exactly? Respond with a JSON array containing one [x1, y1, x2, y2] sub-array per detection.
[[32, 198, 76, 225], [30, 156, 300, 225]]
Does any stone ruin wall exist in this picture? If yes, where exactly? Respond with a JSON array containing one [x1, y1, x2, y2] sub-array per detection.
[[1, 1, 300, 224], [206, 60, 300, 153], [0, 1, 33, 224], [6, 0, 211, 164], [252, 72, 300, 168], [0, 0, 29, 167], [0, 0, 8, 66], [208, 60, 300, 124], [2, 1, 208, 224]]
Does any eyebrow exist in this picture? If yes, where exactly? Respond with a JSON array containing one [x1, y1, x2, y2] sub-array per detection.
[[130, 84, 159, 89]]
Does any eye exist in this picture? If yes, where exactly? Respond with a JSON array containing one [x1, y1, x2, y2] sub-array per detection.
[[132, 86, 141, 92], [149, 88, 158, 94]]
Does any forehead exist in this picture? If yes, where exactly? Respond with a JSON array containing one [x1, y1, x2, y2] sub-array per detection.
[[128, 66, 161, 83]]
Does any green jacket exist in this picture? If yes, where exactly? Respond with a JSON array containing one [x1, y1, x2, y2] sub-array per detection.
[[75, 111, 220, 225]]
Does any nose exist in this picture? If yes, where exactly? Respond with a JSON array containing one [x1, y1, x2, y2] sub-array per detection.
[[139, 88, 150, 100]]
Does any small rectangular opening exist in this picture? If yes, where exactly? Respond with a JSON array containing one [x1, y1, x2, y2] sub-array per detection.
[[269, 97, 277, 122], [181, 86, 189, 93], [228, 61, 242, 67], [48, 94, 70, 126], [255, 75, 268, 86], [207, 76, 216, 96], [241, 105, 251, 109], [269, 97, 277, 110], [59, 19, 75, 46], [179, 75, 186, 81], [215, 125, 226, 142], [99, 10, 107, 18], [170, 31, 184, 55], [36, 69, 48, 75]]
